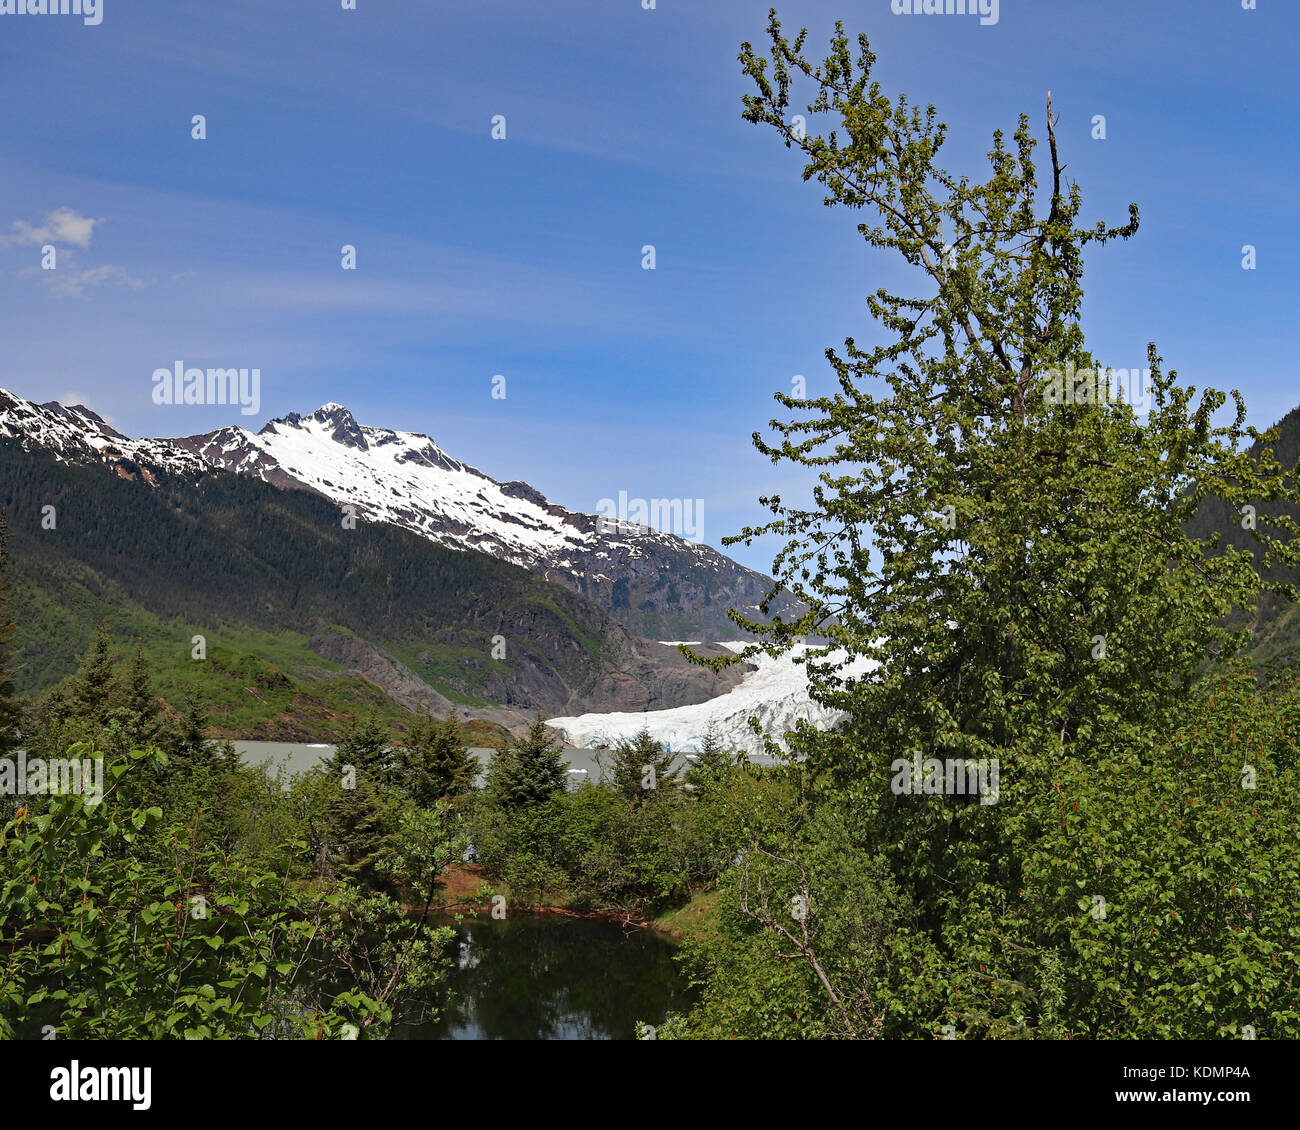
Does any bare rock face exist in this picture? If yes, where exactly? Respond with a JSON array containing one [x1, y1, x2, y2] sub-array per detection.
[[310, 629, 747, 722], [568, 640, 750, 714], [308, 632, 455, 715]]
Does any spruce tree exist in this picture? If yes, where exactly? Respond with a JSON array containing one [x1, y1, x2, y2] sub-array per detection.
[[168, 683, 214, 770], [322, 713, 397, 887], [607, 726, 681, 802], [69, 621, 118, 729], [688, 727, 732, 788], [486, 716, 568, 810], [120, 639, 161, 748], [394, 710, 478, 806], [327, 712, 393, 784]]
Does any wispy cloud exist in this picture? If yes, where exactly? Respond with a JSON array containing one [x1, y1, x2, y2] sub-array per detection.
[[58, 391, 115, 425], [37, 264, 143, 299], [4, 207, 102, 247]]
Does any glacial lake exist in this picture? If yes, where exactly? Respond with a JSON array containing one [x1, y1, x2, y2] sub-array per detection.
[[232, 741, 696, 785]]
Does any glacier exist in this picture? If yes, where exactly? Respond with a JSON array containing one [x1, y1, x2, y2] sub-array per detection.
[[547, 642, 880, 756]]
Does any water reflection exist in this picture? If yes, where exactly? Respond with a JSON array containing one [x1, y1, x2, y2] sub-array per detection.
[[395, 915, 692, 1041]]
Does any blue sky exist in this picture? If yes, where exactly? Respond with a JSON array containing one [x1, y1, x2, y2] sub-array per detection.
[[0, 0, 1296, 575]]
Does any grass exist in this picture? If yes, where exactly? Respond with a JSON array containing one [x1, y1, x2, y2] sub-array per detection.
[[19, 602, 514, 744], [652, 888, 723, 942]]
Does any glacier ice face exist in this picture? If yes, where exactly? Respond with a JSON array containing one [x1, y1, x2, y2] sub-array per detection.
[[547, 643, 880, 756]]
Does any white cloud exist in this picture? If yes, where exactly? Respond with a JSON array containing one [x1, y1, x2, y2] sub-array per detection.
[[59, 391, 115, 426], [40, 265, 142, 298], [5, 207, 103, 248]]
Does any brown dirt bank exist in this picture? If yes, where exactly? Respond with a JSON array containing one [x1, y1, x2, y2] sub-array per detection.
[[419, 863, 683, 936]]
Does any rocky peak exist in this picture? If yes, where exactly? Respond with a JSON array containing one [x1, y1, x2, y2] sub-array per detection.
[[261, 403, 368, 451]]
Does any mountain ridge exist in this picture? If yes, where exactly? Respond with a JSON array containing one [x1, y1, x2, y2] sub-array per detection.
[[0, 388, 791, 641]]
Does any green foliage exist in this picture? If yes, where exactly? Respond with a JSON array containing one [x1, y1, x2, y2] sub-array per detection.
[[662, 802, 922, 1040], [485, 717, 568, 812], [0, 510, 21, 757], [603, 727, 683, 802], [468, 744, 787, 919], [560, 784, 698, 912], [319, 717, 400, 890], [167, 682, 215, 770], [119, 638, 163, 748], [663, 14, 1300, 1041], [69, 621, 118, 730], [952, 669, 1300, 1040], [330, 713, 393, 781], [0, 747, 449, 1039], [726, 15, 1299, 786], [393, 711, 478, 806]]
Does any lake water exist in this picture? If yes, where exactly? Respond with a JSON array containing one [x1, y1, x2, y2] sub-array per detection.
[[394, 915, 693, 1040], [233, 741, 696, 786]]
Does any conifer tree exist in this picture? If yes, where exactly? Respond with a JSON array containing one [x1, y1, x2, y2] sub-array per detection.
[[0, 510, 22, 756], [322, 713, 397, 887], [486, 716, 568, 810], [394, 710, 478, 806], [607, 726, 681, 802], [687, 728, 733, 789], [120, 639, 161, 747], [70, 621, 118, 729], [168, 683, 214, 769], [327, 712, 393, 783]]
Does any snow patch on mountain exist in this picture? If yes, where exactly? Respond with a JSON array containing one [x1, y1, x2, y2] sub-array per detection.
[[0, 387, 792, 638], [0, 388, 207, 476], [173, 402, 727, 572], [547, 643, 879, 755]]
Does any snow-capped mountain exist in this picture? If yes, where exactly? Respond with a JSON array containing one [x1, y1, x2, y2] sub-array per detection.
[[0, 389, 792, 639], [176, 402, 654, 570], [548, 643, 879, 756], [0, 388, 207, 478]]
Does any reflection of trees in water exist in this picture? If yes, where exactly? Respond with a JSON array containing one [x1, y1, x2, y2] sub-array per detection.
[[423, 917, 691, 1040]]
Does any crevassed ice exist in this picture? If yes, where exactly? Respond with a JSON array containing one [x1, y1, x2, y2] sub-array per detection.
[[548, 643, 879, 756]]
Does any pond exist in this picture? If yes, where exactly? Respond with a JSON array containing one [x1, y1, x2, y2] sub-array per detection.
[[394, 915, 694, 1041]]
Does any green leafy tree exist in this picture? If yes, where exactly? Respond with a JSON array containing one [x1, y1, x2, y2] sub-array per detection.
[[474, 719, 571, 906], [662, 802, 924, 1040], [726, 13, 1297, 781], [672, 12, 1300, 1039]]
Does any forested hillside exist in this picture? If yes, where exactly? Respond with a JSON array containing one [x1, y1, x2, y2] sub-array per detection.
[[0, 439, 737, 734]]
